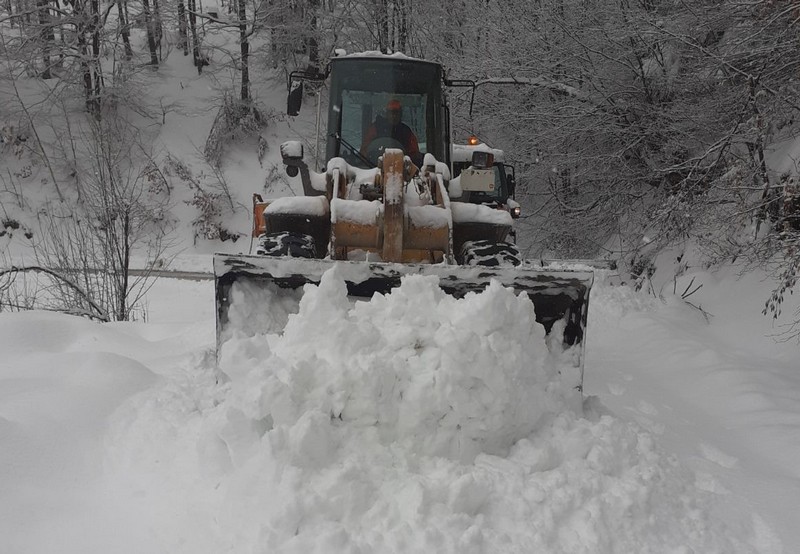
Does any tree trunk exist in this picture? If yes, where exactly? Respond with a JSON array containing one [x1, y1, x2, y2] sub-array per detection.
[[90, 0, 103, 101], [307, 0, 319, 69], [396, 0, 408, 52], [15, 0, 31, 27], [238, 0, 250, 101], [73, 0, 98, 115], [116, 0, 133, 60], [37, 0, 55, 79], [153, 0, 163, 60], [118, 211, 130, 321], [70, 0, 102, 114], [187, 0, 203, 73], [375, 0, 388, 52], [749, 78, 775, 235], [79, 38, 97, 114], [141, 0, 159, 66], [52, 0, 65, 70], [177, 0, 188, 55]]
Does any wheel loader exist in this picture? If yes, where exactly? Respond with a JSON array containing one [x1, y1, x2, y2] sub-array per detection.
[[214, 51, 595, 387]]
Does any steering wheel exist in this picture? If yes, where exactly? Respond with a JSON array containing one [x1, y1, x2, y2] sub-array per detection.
[[364, 137, 404, 166]]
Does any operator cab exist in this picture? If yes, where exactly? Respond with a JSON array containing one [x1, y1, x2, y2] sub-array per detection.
[[324, 55, 448, 169]]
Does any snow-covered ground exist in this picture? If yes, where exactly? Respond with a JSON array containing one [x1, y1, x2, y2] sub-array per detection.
[[3, 31, 800, 553], [1, 256, 798, 553]]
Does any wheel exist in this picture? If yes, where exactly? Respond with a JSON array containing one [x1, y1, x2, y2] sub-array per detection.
[[458, 240, 522, 267], [255, 232, 317, 258]]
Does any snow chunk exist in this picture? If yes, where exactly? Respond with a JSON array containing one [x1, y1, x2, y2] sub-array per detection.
[[288, 410, 335, 469], [218, 279, 303, 354], [451, 202, 513, 225], [449, 175, 464, 198], [228, 270, 570, 463]]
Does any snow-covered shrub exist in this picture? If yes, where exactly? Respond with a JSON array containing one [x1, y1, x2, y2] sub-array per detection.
[[763, 233, 800, 337], [630, 255, 656, 292], [162, 154, 194, 182], [142, 160, 170, 197], [204, 94, 271, 167], [781, 174, 800, 233], [185, 188, 239, 243], [0, 218, 33, 240], [0, 124, 27, 158]]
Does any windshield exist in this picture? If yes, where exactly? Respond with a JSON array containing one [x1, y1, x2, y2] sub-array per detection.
[[326, 58, 445, 168]]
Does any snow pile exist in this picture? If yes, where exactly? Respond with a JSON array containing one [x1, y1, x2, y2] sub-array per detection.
[[101, 269, 757, 553], [0, 313, 161, 554], [220, 280, 303, 342], [222, 268, 577, 462]]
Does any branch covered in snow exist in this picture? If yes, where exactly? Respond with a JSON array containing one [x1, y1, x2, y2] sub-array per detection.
[[0, 265, 110, 321]]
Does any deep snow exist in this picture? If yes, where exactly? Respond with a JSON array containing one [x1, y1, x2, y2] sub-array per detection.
[[2, 34, 800, 554], [1, 260, 799, 553]]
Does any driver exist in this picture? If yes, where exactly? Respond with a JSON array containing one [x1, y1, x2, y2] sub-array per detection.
[[360, 99, 422, 165]]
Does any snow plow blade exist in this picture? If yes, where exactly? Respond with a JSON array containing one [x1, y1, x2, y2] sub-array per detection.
[[214, 254, 594, 380]]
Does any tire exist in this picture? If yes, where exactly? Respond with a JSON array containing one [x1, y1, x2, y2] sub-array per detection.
[[458, 240, 522, 267], [255, 232, 317, 258]]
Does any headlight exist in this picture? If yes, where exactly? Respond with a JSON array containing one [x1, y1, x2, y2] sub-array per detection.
[[511, 206, 521, 218]]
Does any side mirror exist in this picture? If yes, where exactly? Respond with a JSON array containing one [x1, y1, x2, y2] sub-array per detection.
[[287, 81, 303, 116], [281, 141, 303, 161], [507, 173, 516, 197], [281, 141, 303, 176]]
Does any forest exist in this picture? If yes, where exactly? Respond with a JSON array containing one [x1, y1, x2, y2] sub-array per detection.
[[1, 0, 799, 332]]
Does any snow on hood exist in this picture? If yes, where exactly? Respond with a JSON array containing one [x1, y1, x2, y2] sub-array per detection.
[[264, 196, 330, 216], [451, 202, 513, 225]]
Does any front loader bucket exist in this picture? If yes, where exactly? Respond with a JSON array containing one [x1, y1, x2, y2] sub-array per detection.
[[214, 254, 594, 384]]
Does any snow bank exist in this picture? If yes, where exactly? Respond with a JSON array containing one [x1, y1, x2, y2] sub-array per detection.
[[103, 270, 757, 553], [0, 312, 159, 554]]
